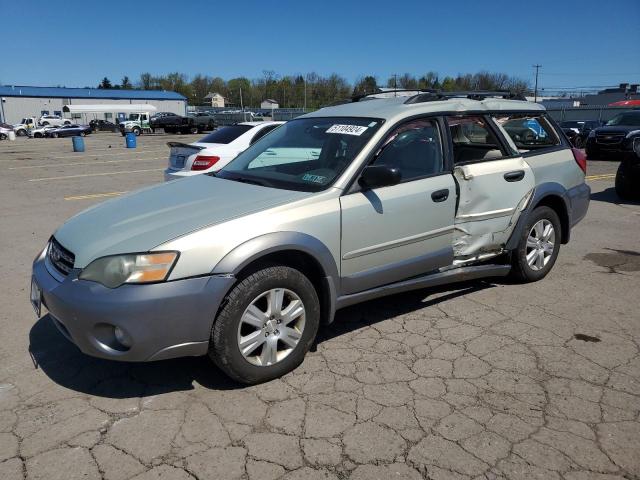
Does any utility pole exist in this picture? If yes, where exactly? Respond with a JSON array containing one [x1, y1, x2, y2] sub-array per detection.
[[533, 64, 542, 102], [239, 86, 244, 121], [303, 74, 307, 112]]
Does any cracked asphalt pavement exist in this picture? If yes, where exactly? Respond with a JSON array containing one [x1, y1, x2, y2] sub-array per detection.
[[1, 135, 639, 479]]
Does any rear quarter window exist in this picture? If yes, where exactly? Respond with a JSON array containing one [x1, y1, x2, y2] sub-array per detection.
[[198, 125, 253, 144], [494, 114, 562, 152]]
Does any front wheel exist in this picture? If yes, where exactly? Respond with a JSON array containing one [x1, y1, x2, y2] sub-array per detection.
[[16, 129, 27, 137], [510, 206, 561, 283], [209, 266, 320, 384], [132, 127, 141, 136]]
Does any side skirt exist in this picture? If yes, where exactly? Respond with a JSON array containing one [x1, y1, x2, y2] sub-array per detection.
[[335, 264, 511, 310]]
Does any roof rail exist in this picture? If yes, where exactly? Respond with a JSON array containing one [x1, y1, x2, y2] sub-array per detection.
[[404, 90, 527, 104], [351, 88, 438, 102]]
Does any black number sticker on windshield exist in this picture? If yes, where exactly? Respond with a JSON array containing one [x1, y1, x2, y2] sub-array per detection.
[[326, 124, 368, 136]]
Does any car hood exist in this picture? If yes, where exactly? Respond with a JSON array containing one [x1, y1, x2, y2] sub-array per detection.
[[54, 175, 312, 268]]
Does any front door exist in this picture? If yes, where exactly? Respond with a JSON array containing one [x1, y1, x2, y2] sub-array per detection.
[[447, 115, 535, 258], [340, 118, 456, 295]]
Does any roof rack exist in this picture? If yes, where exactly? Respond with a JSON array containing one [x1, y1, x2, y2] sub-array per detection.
[[348, 89, 526, 103], [404, 90, 527, 104]]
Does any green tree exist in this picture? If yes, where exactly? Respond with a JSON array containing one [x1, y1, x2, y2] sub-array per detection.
[[98, 77, 112, 89], [121, 76, 133, 89], [353, 75, 378, 96]]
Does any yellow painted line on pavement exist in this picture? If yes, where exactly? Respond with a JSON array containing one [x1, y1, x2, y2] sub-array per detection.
[[29, 168, 164, 182], [65, 191, 127, 201], [585, 174, 615, 180], [10, 157, 163, 170]]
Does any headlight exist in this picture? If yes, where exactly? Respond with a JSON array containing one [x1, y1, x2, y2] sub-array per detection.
[[79, 252, 178, 288]]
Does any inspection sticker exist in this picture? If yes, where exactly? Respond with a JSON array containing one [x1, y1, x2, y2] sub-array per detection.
[[326, 124, 368, 136]]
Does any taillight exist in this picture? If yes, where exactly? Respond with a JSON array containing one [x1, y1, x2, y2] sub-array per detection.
[[571, 147, 587, 175], [191, 155, 220, 171]]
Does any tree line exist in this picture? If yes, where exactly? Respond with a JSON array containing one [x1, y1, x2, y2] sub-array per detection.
[[96, 70, 530, 109]]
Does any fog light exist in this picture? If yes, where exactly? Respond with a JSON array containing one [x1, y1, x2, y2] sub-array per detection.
[[114, 326, 132, 348]]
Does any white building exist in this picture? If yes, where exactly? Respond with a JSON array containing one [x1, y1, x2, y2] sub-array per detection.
[[260, 99, 279, 110], [204, 92, 225, 108], [0, 85, 187, 124]]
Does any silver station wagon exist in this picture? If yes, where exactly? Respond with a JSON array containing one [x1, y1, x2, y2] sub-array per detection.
[[31, 90, 590, 384]]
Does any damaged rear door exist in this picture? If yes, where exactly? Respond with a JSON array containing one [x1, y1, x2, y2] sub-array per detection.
[[446, 115, 535, 260]]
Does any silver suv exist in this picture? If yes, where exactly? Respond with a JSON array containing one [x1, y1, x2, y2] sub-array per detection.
[[31, 91, 590, 384]]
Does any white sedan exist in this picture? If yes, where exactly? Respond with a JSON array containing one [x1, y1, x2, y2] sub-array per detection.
[[164, 121, 283, 181]]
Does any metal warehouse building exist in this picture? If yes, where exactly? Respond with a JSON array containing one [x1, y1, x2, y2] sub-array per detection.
[[0, 85, 187, 124]]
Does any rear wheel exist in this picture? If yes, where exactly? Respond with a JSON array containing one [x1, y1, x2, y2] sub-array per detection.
[[574, 136, 584, 148], [510, 206, 561, 282], [209, 266, 320, 384], [51, 132, 58, 138]]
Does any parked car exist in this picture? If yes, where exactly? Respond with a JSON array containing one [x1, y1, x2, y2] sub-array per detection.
[[150, 112, 217, 134], [39, 114, 72, 126], [615, 137, 640, 200], [28, 125, 57, 138], [164, 121, 284, 180], [0, 123, 14, 140], [560, 120, 603, 148], [585, 111, 640, 159], [47, 124, 92, 138], [89, 119, 118, 132], [31, 92, 589, 384]]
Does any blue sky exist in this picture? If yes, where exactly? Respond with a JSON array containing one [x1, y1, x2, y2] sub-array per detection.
[[2, 0, 639, 93]]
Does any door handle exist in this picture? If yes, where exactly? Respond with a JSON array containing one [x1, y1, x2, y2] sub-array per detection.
[[504, 170, 525, 182], [431, 189, 449, 202]]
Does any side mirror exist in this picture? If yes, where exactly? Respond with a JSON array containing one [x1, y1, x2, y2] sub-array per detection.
[[359, 165, 401, 189]]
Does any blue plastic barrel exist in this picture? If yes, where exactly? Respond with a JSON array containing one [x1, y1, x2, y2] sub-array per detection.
[[125, 132, 137, 148], [72, 136, 85, 152]]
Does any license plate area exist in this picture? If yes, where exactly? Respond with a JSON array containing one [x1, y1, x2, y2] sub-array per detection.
[[170, 147, 200, 169], [30, 276, 42, 317]]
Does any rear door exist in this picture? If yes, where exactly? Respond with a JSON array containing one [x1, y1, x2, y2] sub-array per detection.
[[340, 118, 456, 294], [447, 115, 535, 258]]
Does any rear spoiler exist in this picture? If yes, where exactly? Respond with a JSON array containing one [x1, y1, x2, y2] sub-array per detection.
[[166, 142, 206, 150]]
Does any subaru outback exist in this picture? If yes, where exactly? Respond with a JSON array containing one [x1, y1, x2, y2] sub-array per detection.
[[31, 91, 590, 384]]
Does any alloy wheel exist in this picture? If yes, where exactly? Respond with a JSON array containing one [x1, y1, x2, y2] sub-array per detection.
[[236, 288, 305, 367], [526, 219, 555, 271]]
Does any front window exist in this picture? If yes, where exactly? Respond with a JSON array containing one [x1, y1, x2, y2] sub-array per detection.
[[216, 117, 383, 192], [128, 114, 140, 121], [606, 112, 640, 127]]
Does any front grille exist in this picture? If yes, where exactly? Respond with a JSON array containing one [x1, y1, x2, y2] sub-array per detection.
[[596, 133, 625, 145], [48, 237, 75, 276]]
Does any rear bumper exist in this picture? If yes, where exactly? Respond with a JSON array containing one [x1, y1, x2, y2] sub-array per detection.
[[32, 252, 235, 361], [568, 182, 590, 227]]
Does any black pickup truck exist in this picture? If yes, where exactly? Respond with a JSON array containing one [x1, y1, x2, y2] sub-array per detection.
[[150, 112, 217, 134]]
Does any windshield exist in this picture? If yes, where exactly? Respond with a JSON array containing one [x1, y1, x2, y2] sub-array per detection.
[[198, 124, 253, 144], [128, 114, 140, 121], [606, 112, 640, 126], [215, 117, 383, 192]]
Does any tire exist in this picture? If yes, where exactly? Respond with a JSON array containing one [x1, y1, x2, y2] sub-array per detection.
[[0, 133, 6, 140], [209, 266, 320, 385], [51, 132, 58, 138], [510, 206, 562, 283], [80, 131, 86, 137], [41, 122, 49, 126], [16, 129, 27, 137], [34, 133, 42, 138], [574, 137, 584, 149], [189, 126, 198, 134], [63, 121, 71, 125], [615, 162, 636, 200], [132, 127, 141, 136]]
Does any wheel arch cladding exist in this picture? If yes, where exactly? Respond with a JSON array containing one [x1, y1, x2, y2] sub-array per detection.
[[211, 232, 339, 325], [506, 182, 571, 250]]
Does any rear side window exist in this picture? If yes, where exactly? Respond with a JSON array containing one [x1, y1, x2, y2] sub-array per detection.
[[447, 116, 506, 164], [198, 124, 252, 144], [494, 114, 561, 152]]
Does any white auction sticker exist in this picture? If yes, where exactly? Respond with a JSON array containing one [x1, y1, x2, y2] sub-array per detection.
[[326, 124, 368, 136]]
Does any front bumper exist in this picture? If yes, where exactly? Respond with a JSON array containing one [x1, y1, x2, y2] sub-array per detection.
[[32, 252, 235, 361]]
